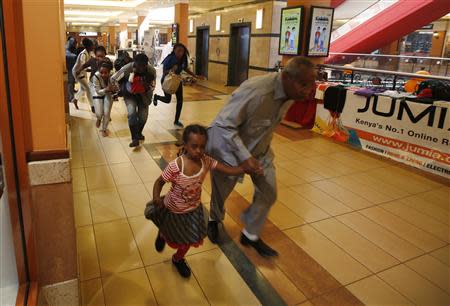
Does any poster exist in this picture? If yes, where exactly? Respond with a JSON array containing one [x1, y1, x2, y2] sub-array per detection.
[[279, 6, 303, 55], [171, 23, 179, 45], [312, 94, 450, 178], [306, 6, 334, 57]]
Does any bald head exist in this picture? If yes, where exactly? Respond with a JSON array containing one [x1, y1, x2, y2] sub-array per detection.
[[281, 57, 316, 100]]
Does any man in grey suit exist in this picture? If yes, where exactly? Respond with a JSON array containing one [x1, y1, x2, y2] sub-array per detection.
[[206, 57, 316, 257]]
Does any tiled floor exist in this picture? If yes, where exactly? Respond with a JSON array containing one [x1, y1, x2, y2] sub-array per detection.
[[70, 78, 449, 306]]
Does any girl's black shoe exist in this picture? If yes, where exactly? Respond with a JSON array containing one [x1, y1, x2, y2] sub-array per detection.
[[172, 258, 191, 278]]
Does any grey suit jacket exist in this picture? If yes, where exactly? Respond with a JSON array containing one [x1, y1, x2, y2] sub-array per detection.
[[207, 73, 293, 167]]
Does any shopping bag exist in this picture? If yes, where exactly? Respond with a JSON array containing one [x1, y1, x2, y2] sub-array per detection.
[[162, 72, 182, 94]]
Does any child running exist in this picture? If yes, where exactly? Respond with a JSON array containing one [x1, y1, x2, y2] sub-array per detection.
[[91, 59, 116, 137], [145, 124, 260, 278]]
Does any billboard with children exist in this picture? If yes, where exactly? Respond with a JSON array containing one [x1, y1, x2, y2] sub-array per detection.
[[279, 6, 304, 55], [306, 6, 334, 57]]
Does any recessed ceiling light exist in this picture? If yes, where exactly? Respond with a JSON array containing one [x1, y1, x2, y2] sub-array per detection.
[[70, 22, 101, 26], [64, 0, 146, 8], [65, 17, 108, 22], [64, 10, 123, 17]]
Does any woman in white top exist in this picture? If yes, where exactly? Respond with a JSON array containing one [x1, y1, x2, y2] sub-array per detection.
[[92, 60, 116, 137], [72, 38, 95, 113]]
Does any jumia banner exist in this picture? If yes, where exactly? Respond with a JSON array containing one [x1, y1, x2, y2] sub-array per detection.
[[313, 94, 450, 178]]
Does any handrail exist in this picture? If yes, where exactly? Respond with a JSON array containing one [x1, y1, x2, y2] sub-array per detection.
[[319, 64, 450, 81], [331, 0, 399, 42], [328, 52, 450, 61]]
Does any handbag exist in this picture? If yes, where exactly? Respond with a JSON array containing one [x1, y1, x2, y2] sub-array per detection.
[[162, 72, 182, 94]]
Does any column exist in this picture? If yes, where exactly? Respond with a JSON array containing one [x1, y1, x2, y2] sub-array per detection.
[[283, 0, 332, 65], [109, 25, 116, 53], [120, 22, 128, 49], [282, 0, 332, 128], [174, 0, 189, 46]]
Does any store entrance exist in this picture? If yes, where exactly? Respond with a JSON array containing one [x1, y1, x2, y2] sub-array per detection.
[[195, 26, 209, 78], [228, 23, 250, 86]]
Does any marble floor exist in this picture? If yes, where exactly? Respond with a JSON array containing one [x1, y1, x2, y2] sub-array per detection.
[[70, 79, 449, 306]]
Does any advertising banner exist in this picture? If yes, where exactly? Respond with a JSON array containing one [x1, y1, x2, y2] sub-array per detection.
[[313, 94, 450, 178], [306, 6, 334, 57], [279, 6, 303, 55]]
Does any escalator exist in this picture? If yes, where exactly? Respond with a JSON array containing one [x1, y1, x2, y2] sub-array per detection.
[[329, 0, 450, 56]]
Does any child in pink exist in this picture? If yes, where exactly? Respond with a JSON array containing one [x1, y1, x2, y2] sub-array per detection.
[[145, 124, 254, 278]]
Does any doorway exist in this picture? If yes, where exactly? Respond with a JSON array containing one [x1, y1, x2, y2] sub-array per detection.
[[195, 26, 209, 78], [228, 23, 251, 86]]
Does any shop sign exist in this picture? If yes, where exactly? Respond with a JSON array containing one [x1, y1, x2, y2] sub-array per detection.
[[313, 94, 450, 178]]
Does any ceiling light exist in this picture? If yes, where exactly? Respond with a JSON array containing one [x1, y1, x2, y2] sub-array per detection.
[[70, 22, 101, 26], [215, 15, 221, 31], [65, 17, 108, 22], [256, 9, 263, 29], [189, 19, 194, 33], [64, 0, 146, 8], [64, 10, 123, 17]]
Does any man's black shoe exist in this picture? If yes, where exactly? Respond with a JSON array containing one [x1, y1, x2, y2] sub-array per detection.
[[172, 258, 191, 278], [138, 134, 145, 141], [91, 106, 95, 113], [240, 233, 278, 257], [207, 221, 219, 244], [155, 232, 165, 252], [129, 139, 140, 147]]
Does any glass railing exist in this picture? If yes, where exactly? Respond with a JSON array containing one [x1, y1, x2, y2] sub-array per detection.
[[331, 0, 399, 43], [327, 52, 450, 77]]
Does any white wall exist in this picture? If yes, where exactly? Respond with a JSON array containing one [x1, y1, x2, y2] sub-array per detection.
[[0, 180, 19, 306]]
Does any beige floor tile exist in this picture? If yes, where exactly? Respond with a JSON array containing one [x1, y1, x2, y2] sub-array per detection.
[[347, 275, 413, 306], [276, 167, 308, 187], [102, 144, 130, 164], [419, 187, 449, 211], [73, 191, 92, 227], [82, 148, 107, 167], [312, 219, 399, 273], [277, 188, 330, 223], [268, 201, 306, 230], [311, 180, 373, 210], [351, 173, 410, 200], [368, 167, 434, 194], [378, 264, 449, 306], [291, 184, 352, 216], [88, 188, 126, 224], [128, 215, 173, 266], [132, 160, 162, 183], [145, 263, 209, 306], [117, 184, 151, 218], [285, 225, 371, 285], [94, 219, 143, 275], [360, 206, 446, 252], [294, 158, 344, 179], [188, 249, 261, 306], [276, 160, 325, 182], [109, 162, 142, 186], [406, 254, 450, 293], [337, 213, 423, 261], [392, 167, 444, 190], [85, 165, 115, 191], [430, 246, 450, 266], [81, 278, 105, 306], [70, 152, 84, 169], [399, 194, 449, 225], [381, 201, 449, 243], [330, 176, 393, 204], [77, 226, 101, 281], [72, 168, 87, 192], [126, 147, 153, 163], [102, 268, 157, 306], [309, 155, 360, 176]]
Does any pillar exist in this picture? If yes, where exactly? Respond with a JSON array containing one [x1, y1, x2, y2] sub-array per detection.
[[283, 0, 332, 65], [137, 15, 145, 45], [174, 0, 189, 46], [109, 25, 116, 53], [282, 0, 332, 128], [120, 22, 128, 49]]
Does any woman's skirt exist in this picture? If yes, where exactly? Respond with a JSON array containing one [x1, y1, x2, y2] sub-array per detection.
[[145, 200, 208, 248]]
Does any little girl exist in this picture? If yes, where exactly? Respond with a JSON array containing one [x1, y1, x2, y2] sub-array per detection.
[[91, 60, 116, 137], [145, 124, 246, 278]]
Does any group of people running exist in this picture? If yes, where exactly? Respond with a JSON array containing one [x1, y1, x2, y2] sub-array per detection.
[[65, 37, 203, 146]]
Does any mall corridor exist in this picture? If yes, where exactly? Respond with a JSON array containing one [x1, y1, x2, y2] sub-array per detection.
[[68, 80, 449, 306]]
